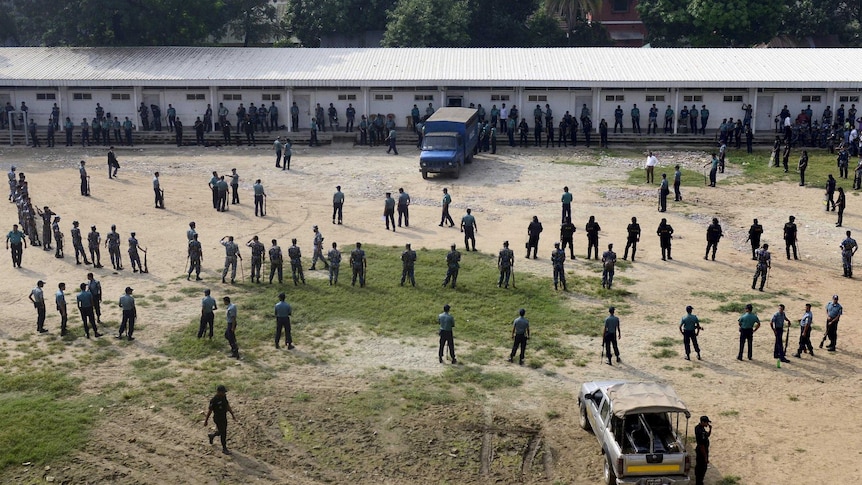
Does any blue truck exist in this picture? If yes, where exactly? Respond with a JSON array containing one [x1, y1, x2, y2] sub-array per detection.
[[419, 107, 479, 179]]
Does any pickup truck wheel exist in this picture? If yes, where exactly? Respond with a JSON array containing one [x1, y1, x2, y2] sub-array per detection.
[[452, 166, 460, 179], [603, 456, 617, 485], [421, 170, 428, 180], [579, 404, 592, 432]]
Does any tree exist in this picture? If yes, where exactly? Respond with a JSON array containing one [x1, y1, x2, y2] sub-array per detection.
[[466, 0, 538, 47], [636, 0, 693, 46], [779, 0, 862, 46], [381, 0, 470, 47], [223, 0, 282, 46], [525, 8, 568, 46], [544, 0, 601, 41], [686, 0, 786, 47], [283, 0, 396, 47]]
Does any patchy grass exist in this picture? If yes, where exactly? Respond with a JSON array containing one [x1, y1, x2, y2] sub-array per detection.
[[651, 348, 679, 359], [442, 365, 523, 390], [717, 476, 743, 485], [719, 409, 740, 417], [651, 337, 678, 347], [716, 302, 765, 314], [627, 166, 708, 187]]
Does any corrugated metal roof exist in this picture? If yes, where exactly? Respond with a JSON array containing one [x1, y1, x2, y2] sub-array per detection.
[[0, 47, 861, 88]]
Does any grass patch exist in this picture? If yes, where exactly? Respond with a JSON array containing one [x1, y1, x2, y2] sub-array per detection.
[[719, 409, 739, 417], [546, 410, 561, 419], [692, 373, 705, 378], [627, 167, 707, 187], [731, 149, 841, 188], [442, 365, 523, 390], [651, 349, 678, 359], [717, 476, 742, 485], [716, 302, 765, 314], [132, 358, 179, 383], [460, 345, 495, 365], [651, 337, 677, 347], [293, 392, 312, 403]]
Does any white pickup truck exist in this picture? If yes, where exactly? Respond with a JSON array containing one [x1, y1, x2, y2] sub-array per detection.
[[578, 380, 692, 485]]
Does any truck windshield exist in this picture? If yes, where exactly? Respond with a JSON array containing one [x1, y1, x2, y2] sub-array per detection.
[[422, 136, 458, 151]]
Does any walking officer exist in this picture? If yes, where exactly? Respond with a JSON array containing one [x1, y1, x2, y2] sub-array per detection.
[[77, 282, 101, 338], [497, 241, 514, 288], [824, 294, 842, 351], [220, 235, 241, 284], [601, 243, 617, 289], [551, 242, 567, 291], [222, 296, 239, 359], [70, 220, 89, 265], [752, 243, 771, 291], [679, 305, 702, 360], [704, 217, 723, 261], [840, 230, 858, 277], [657, 218, 674, 261], [198, 289, 217, 339], [310, 225, 328, 270], [288, 238, 305, 285], [188, 233, 202, 281], [440, 188, 454, 227], [400, 243, 417, 287], [327, 242, 340, 285], [204, 384, 238, 455], [274, 292, 293, 349], [461, 208, 477, 251], [560, 217, 576, 259], [438, 304, 457, 364], [747, 218, 763, 260], [623, 216, 640, 261], [784, 215, 799, 260], [603, 307, 621, 365], [268, 239, 283, 284], [349, 242, 366, 287], [383, 192, 396, 231], [246, 235, 265, 284], [508, 308, 530, 365], [6, 223, 26, 268], [443, 244, 460, 289], [526, 216, 543, 259]]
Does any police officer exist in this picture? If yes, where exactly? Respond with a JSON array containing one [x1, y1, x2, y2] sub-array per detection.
[[694, 416, 712, 485], [187, 221, 197, 242], [52, 216, 63, 258], [77, 282, 101, 338], [397, 187, 410, 228], [229, 168, 239, 205], [508, 308, 530, 365], [737, 303, 760, 360], [383, 192, 396, 232], [551, 242, 567, 291], [350, 242, 366, 287], [793, 303, 814, 358], [217, 176, 229, 212], [770, 304, 791, 363], [658, 173, 669, 212], [332, 185, 344, 225], [526, 216, 543, 259], [128, 232, 144, 273], [497, 241, 514, 288], [153, 172, 164, 209], [657, 218, 674, 261], [87, 272, 103, 324], [28, 280, 47, 333], [401, 243, 417, 287], [88, 225, 102, 268], [673, 164, 682, 201], [209, 171, 220, 210], [275, 292, 293, 349], [79, 160, 90, 196], [205, 384, 238, 455], [824, 294, 842, 351], [106, 224, 122, 270], [220, 235, 241, 284], [288, 238, 305, 285], [327, 242, 341, 286], [117, 286, 136, 341], [461, 208, 477, 252], [585, 215, 601, 260], [440, 188, 454, 227], [56, 282, 68, 336], [752, 243, 771, 291], [69, 221, 89, 265], [603, 307, 621, 365], [784, 215, 799, 260], [679, 305, 702, 360], [622, 217, 640, 261], [268, 239, 283, 284], [198, 289, 217, 339], [223, 296, 239, 359], [438, 304, 457, 364], [6, 223, 26, 268], [560, 217, 576, 260], [253, 179, 266, 217], [246, 235, 265, 284], [443, 244, 460, 289], [747, 218, 763, 260], [825, 174, 837, 211], [705, 217, 723, 261], [601, 244, 617, 289], [840, 230, 858, 277], [310, 225, 329, 270], [188, 233, 203, 281], [39, 206, 55, 251]]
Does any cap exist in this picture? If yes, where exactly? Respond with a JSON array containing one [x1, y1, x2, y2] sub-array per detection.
[[833, 294, 839, 299], [55, 216, 60, 221], [313, 225, 318, 230], [125, 286, 134, 292], [10, 165, 15, 170], [686, 305, 693, 312], [700, 415, 711, 423], [73, 220, 79, 225], [37, 280, 45, 285], [336, 185, 341, 190], [216, 385, 227, 393]]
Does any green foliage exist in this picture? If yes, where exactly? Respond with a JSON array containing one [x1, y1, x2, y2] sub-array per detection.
[[382, 0, 471, 47], [717, 475, 742, 485], [222, 0, 283, 47], [650, 348, 678, 359], [284, 0, 396, 47], [442, 365, 523, 390]]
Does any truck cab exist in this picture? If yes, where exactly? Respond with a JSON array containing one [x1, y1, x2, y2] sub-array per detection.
[[419, 107, 478, 179]]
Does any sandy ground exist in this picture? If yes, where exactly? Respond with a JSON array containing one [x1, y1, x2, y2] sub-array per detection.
[[0, 141, 860, 484]]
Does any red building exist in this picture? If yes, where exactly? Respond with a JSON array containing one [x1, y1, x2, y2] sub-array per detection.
[[593, 0, 647, 47]]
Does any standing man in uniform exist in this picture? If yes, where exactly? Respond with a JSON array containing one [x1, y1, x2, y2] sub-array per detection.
[[397, 187, 410, 228], [673, 165, 682, 201], [383, 192, 396, 232], [631, 104, 641, 134], [461, 208, 477, 251], [737, 303, 760, 360], [585, 215, 600, 260], [246, 235, 265, 284], [153, 172, 164, 209], [561, 186, 573, 223], [603, 307, 621, 365], [526, 216, 543, 259], [274, 292, 293, 349], [841, 230, 858, 277], [679, 305, 702, 360], [784, 215, 799, 260], [327, 242, 340, 285], [77, 282, 101, 338], [39, 206, 55, 251], [188, 233, 203, 281], [209, 171, 220, 210], [438, 304, 456, 364], [204, 384, 238, 455], [56, 282, 68, 336], [836, 187, 846, 227], [551, 242, 567, 291], [253, 179, 266, 217], [288, 238, 305, 285], [127, 232, 144, 273], [87, 272, 103, 324], [770, 304, 791, 363], [400, 243, 417, 287], [440, 188, 454, 227], [79, 160, 90, 196], [290, 102, 299, 132], [198, 289, 217, 339], [332, 185, 344, 225], [694, 416, 712, 485], [824, 295, 842, 351], [70, 221, 89, 265], [223, 297, 239, 359], [220, 236, 241, 284], [752, 243, 771, 291], [793, 303, 814, 358], [268, 239, 283, 284], [6, 223, 26, 268], [310, 225, 329, 270], [443, 244, 460, 289], [350, 242, 366, 287], [657, 218, 674, 261], [508, 309, 530, 365], [601, 244, 617, 289], [497, 241, 514, 289], [798, 150, 808, 186], [217, 176, 229, 212], [28, 280, 47, 333], [106, 224, 122, 270], [658, 173, 669, 212], [88, 225, 102, 268], [52, 217, 64, 259], [622, 217, 640, 261], [560, 217, 576, 260], [230, 168, 240, 205], [825, 174, 837, 211], [107, 147, 120, 178], [705, 218, 723, 261], [747, 219, 763, 260], [117, 286, 136, 341]]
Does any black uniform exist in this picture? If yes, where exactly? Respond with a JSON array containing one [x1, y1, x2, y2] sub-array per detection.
[[747, 222, 763, 260], [585, 218, 600, 260], [784, 219, 798, 260], [560, 220, 576, 259], [657, 221, 674, 260], [705, 221, 723, 260], [694, 422, 711, 485], [623, 221, 641, 261], [208, 393, 231, 452], [443, 248, 460, 289]]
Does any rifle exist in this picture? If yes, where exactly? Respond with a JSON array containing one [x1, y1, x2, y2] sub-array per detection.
[[783, 321, 791, 356], [600, 333, 605, 363], [820, 320, 831, 348], [263, 195, 266, 216], [239, 258, 245, 282], [141, 247, 149, 273], [160, 188, 165, 209], [511, 263, 516, 289], [86, 175, 91, 196]]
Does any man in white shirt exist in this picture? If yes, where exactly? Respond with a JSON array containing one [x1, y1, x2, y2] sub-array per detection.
[[499, 104, 508, 133], [645, 151, 658, 184]]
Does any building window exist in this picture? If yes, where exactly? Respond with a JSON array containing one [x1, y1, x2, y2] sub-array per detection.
[[723, 95, 743, 102], [223, 94, 242, 101], [73, 93, 93, 100], [185, 94, 205, 101], [374, 94, 394, 101], [839, 95, 860, 103], [338, 94, 357, 101], [612, 0, 629, 12], [36, 93, 56, 100], [801, 95, 821, 103], [683, 95, 703, 102], [527, 95, 548, 102], [262, 94, 282, 101], [605, 95, 625, 101], [413, 94, 433, 101], [645, 95, 665, 102], [111, 93, 131, 100], [491, 94, 510, 101]]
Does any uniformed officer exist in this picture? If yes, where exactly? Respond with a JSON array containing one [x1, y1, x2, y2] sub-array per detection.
[[585, 215, 601, 260], [397, 187, 410, 227], [39, 206, 55, 251], [117, 286, 136, 341], [128, 232, 144, 273], [752, 243, 771, 291], [824, 294, 842, 351], [784, 215, 799, 260], [508, 309, 530, 365], [438, 304, 457, 364], [737, 303, 760, 360], [222, 296, 239, 358], [198, 289, 218, 339], [327, 242, 341, 285], [657, 218, 674, 261], [310, 225, 329, 270], [679, 305, 702, 360], [747, 218, 763, 260], [220, 235, 242, 284], [86, 272, 103, 324], [560, 217, 576, 259], [793, 303, 814, 358], [187, 233, 203, 281], [705, 217, 723, 261], [77, 282, 101, 338], [350, 242, 366, 287], [56, 282, 68, 336], [217, 176, 229, 212], [274, 292, 294, 349], [284, 238, 304, 285], [268, 239, 283, 284], [246, 235, 265, 284], [526, 215, 543, 259], [69, 221, 88, 265], [673, 165, 682, 201], [694, 416, 712, 485], [106, 224, 122, 270], [440, 188, 454, 227], [88, 225, 102, 268], [461, 209, 477, 251], [204, 384, 238, 455], [497, 241, 514, 288], [28, 280, 47, 333], [658, 173, 669, 212], [770, 304, 791, 363], [400, 243, 417, 287], [79, 160, 90, 196], [601, 243, 617, 289], [253, 179, 266, 217], [561, 186, 573, 223], [840, 230, 858, 277], [52, 216, 63, 259], [332, 185, 344, 225], [383, 192, 396, 231], [153, 172, 164, 209], [622, 216, 640, 261], [603, 307, 621, 365], [551, 242, 567, 291], [443, 244, 461, 289], [836, 187, 846, 227], [6, 223, 26, 268], [229, 168, 239, 205], [187, 221, 197, 241]]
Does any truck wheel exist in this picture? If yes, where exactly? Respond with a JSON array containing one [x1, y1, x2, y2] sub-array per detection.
[[579, 404, 592, 432], [421, 170, 428, 180], [452, 166, 460, 179], [466, 153, 473, 164], [603, 456, 617, 485]]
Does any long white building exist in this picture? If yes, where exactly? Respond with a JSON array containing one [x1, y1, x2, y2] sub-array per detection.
[[1, 47, 861, 133]]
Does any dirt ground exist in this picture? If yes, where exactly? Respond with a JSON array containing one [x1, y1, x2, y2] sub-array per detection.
[[0, 140, 859, 484]]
